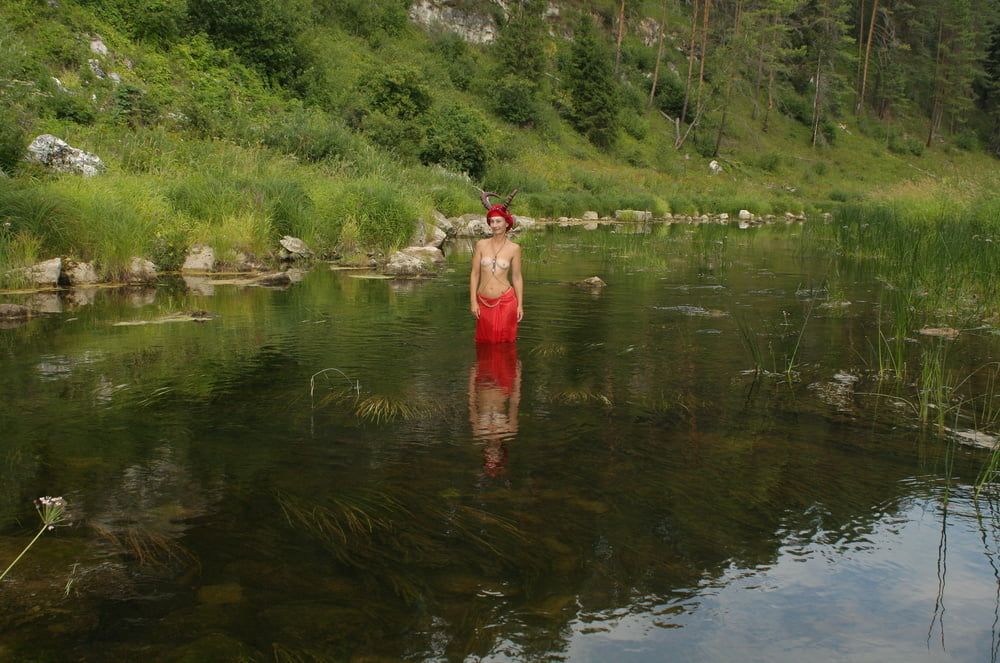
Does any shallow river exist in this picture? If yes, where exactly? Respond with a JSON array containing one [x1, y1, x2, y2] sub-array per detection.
[[1, 223, 998, 662]]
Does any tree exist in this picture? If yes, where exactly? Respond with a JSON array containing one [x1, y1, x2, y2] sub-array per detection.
[[493, 0, 549, 126], [566, 14, 620, 148], [800, 0, 852, 146]]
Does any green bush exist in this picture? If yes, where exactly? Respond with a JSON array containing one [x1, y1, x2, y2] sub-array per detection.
[[955, 131, 980, 151], [420, 104, 491, 179], [114, 83, 160, 127], [755, 152, 781, 172], [361, 110, 424, 160], [48, 92, 97, 125], [653, 74, 685, 118], [262, 107, 360, 162], [888, 133, 924, 156], [432, 32, 476, 91], [367, 65, 432, 120], [331, 179, 418, 249], [321, 0, 407, 43], [493, 75, 540, 127]]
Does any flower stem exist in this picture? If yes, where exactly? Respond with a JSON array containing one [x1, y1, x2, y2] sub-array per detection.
[[0, 524, 48, 582]]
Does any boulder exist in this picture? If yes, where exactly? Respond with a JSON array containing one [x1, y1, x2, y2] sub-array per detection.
[[453, 214, 490, 237], [89, 36, 109, 56], [65, 260, 98, 286], [431, 210, 454, 235], [384, 249, 439, 277], [126, 257, 157, 284], [709, 160, 723, 175], [512, 216, 536, 232], [400, 246, 445, 264], [87, 59, 107, 80], [738, 209, 753, 221], [254, 272, 292, 287], [26, 135, 105, 177], [718, 213, 729, 221], [582, 211, 600, 220], [25, 258, 63, 287], [278, 236, 313, 260], [181, 244, 215, 272], [409, 220, 447, 248]]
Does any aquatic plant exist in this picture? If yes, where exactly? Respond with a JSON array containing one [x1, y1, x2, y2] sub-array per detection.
[[0, 496, 68, 582]]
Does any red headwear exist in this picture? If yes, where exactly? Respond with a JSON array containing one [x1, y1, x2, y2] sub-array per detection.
[[480, 189, 519, 230], [486, 204, 515, 230]]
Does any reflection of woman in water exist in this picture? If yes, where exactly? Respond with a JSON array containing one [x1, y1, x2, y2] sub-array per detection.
[[468, 343, 521, 477], [470, 190, 523, 344]]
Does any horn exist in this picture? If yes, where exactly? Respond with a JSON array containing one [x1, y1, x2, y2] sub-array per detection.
[[480, 190, 500, 210], [503, 189, 519, 208]]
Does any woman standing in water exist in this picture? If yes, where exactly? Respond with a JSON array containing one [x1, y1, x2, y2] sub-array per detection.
[[470, 190, 523, 343]]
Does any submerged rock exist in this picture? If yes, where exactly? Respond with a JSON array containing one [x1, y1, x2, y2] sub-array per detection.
[[575, 276, 607, 288], [0, 303, 31, 319], [918, 327, 960, 339]]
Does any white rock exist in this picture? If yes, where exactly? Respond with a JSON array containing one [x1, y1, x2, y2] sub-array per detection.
[[614, 210, 653, 222], [25, 135, 105, 177], [400, 245, 445, 264], [89, 36, 109, 56], [738, 209, 753, 221], [384, 251, 434, 276], [278, 236, 312, 259], [22, 258, 63, 286], [709, 160, 723, 175], [408, 0, 498, 43], [582, 211, 600, 220]]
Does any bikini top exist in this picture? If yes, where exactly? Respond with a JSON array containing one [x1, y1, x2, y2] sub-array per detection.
[[481, 256, 511, 271]]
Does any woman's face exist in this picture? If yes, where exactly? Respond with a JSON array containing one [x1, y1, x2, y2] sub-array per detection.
[[488, 215, 508, 234]]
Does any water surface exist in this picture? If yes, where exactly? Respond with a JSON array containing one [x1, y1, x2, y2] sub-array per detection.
[[1, 224, 998, 662]]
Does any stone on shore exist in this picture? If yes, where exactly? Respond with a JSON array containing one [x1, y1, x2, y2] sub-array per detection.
[[182, 244, 216, 272]]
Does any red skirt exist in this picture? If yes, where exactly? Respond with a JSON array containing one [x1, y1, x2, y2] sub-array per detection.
[[475, 288, 519, 344]]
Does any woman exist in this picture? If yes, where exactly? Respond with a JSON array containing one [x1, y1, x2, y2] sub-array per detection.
[[470, 190, 523, 344]]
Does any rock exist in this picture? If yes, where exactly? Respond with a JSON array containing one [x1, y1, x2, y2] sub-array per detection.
[[738, 209, 753, 221], [512, 216, 536, 232], [431, 210, 455, 235], [89, 36, 109, 56], [408, 0, 498, 44], [108, 72, 122, 85], [64, 260, 98, 286], [384, 250, 437, 277], [582, 211, 600, 220], [583, 222, 599, 231], [28, 293, 62, 313], [25, 258, 63, 287], [409, 220, 447, 248], [918, 327, 960, 339], [232, 251, 262, 272], [718, 212, 729, 221], [181, 245, 215, 272], [614, 210, 653, 222], [575, 276, 607, 288], [453, 214, 490, 237], [278, 236, 312, 260], [400, 246, 445, 264], [709, 160, 723, 175], [25, 135, 105, 177], [87, 58, 106, 79], [126, 257, 157, 284], [66, 287, 97, 307], [51, 76, 69, 94], [0, 304, 31, 320]]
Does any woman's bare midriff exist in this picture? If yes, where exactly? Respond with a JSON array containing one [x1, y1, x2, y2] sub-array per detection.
[[478, 272, 512, 299]]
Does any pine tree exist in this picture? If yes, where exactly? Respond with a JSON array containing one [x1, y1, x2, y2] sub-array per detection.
[[493, 0, 549, 126], [566, 14, 620, 148]]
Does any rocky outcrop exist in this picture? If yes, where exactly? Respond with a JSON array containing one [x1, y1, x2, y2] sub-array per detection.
[[408, 0, 498, 43], [10, 258, 63, 287], [384, 246, 443, 277], [614, 210, 653, 222], [25, 135, 105, 177]]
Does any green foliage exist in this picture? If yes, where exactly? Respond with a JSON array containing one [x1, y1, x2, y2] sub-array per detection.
[[187, 0, 309, 85], [431, 33, 476, 91], [367, 65, 432, 120], [653, 73, 685, 118], [0, 113, 26, 174], [565, 14, 620, 148], [261, 106, 361, 163], [329, 179, 418, 249], [492, 75, 541, 126], [320, 0, 408, 44], [114, 83, 159, 127], [888, 134, 924, 156], [420, 104, 491, 179], [48, 91, 97, 125]]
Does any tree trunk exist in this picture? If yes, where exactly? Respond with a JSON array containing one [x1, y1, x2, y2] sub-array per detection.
[[856, 0, 880, 114], [614, 0, 626, 75], [694, 0, 712, 118], [856, 0, 866, 93], [926, 15, 944, 148], [763, 67, 774, 132], [680, 0, 701, 127], [649, 0, 668, 108], [713, 0, 743, 157], [811, 55, 823, 147]]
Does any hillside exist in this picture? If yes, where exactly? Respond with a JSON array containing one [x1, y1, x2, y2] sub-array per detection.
[[1, 0, 998, 279]]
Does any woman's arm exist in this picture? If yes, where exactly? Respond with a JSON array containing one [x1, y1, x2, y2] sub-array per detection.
[[511, 244, 524, 321], [470, 241, 482, 318]]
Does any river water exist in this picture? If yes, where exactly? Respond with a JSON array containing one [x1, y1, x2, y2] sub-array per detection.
[[1, 223, 998, 662]]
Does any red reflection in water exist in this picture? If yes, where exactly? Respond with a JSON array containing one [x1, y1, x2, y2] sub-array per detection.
[[468, 343, 521, 477]]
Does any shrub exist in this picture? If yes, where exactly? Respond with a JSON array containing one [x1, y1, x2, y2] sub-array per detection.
[[114, 83, 160, 127], [493, 75, 540, 127], [755, 152, 781, 172], [321, 0, 408, 43], [361, 110, 424, 160], [367, 65, 432, 120], [330, 179, 418, 249], [262, 107, 360, 162], [48, 92, 97, 125], [0, 113, 26, 174], [653, 74, 685, 118], [955, 131, 980, 151], [420, 104, 491, 180]]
